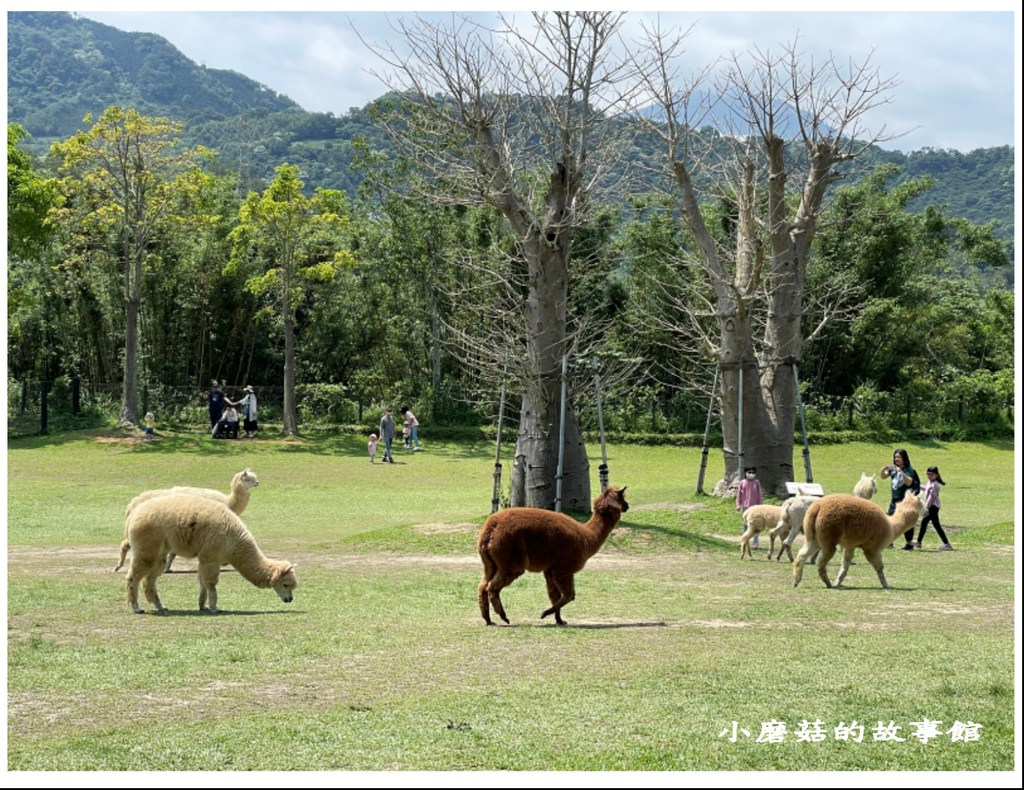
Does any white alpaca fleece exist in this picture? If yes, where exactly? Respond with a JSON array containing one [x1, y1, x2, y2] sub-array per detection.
[[116, 469, 259, 571], [853, 472, 878, 500], [739, 504, 784, 560], [123, 494, 296, 614]]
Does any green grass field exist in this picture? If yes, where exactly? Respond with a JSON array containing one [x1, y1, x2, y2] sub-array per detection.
[[6, 429, 1016, 771]]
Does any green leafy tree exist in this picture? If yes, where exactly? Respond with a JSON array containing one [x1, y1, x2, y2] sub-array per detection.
[[49, 106, 212, 425], [227, 164, 355, 435]]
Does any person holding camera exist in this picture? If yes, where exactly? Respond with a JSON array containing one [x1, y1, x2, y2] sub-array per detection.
[[881, 448, 921, 550]]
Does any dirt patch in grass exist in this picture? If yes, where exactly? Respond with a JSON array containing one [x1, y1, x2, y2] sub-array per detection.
[[411, 522, 479, 534], [631, 502, 712, 513]]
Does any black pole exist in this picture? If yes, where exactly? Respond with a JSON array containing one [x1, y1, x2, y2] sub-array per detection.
[[72, 377, 81, 416], [491, 371, 508, 514], [40, 381, 48, 434], [696, 367, 719, 495]]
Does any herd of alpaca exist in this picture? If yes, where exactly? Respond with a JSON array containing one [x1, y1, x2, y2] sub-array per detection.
[[116, 468, 296, 614], [112, 462, 920, 619]]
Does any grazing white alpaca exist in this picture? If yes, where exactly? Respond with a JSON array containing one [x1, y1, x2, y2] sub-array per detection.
[[793, 493, 926, 589], [115, 468, 259, 572], [123, 494, 296, 614], [739, 505, 784, 560]]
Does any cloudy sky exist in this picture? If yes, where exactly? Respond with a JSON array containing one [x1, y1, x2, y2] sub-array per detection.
[[74, 7, 1018, 153]]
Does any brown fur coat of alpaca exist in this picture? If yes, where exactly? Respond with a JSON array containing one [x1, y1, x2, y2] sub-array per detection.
[[794, 492, 926, 589], [476, 486, 629, 626]]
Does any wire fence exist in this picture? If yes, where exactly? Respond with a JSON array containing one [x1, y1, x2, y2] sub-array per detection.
[[7, 376, 1014, 440]]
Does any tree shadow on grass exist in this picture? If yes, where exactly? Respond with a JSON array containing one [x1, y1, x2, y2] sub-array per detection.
[[141, 608, 305, 617]]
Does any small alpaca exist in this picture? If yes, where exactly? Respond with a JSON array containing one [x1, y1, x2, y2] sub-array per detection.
[[115, 468, 259, 572], [793, 493, 926, 589], [476, 486, 629, 626], [770, 492, 820, 563], [739, 504, 784, 560], [123, 494, 296, 614], [853, 472, 878, 500]]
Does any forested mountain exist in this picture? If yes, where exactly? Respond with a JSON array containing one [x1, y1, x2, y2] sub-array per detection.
[[8, 10, 1015, 245]]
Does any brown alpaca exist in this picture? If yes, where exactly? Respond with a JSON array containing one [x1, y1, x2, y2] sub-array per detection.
[[476, 486, 629, 625], [793, 493, 926, 589]]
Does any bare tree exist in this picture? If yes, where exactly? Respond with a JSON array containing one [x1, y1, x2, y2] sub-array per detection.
[[632, 26, 900, 496], [362, 12, 643, 510]]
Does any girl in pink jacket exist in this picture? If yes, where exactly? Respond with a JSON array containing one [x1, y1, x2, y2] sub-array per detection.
[[736, 467, 763, 549]]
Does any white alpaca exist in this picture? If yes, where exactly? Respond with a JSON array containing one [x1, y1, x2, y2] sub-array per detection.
[[853, 472, 878, 500], [739, 505, 784, 560], [769, 495, 817, 562], [115, 468, 259, 572], [123, 494, 296, 614], [793, 493, 927, 589]]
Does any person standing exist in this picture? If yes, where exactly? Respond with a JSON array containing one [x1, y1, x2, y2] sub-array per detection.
[[379, 407, 396, 463], [402, 406, 421, 451], [881, 447, 920, 549], [237, 385, 259, 438], [917, 466, 953, 550], [736, 467, 764, 550], [143, 411, 156, 442], [205, 380, 226, 429]]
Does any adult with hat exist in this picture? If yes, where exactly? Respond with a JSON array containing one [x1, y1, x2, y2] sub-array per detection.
[[204, 380, 226, 429], [235, 385, 259, 439]]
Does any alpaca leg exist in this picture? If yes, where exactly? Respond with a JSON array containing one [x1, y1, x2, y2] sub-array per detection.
[[487, 571, 520, 625], [478, 573, 493, 625], [739, 528, 753, 560], [164, 553, 177, 573], [834, 547, 857, 588], [541, 573, 575, 624], [198, 563, 221, 612], [793, 538, 818, 587], [816, 544, 837, 588], [543, 570, 567, 626], [863, 548, 890, 590], [126, 567, 144, 614], [141, 570, 167, 614]]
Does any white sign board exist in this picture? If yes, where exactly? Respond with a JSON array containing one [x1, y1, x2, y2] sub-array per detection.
[[785, 482, 824, 497]]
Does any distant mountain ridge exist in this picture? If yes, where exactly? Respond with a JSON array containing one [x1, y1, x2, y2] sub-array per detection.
[[7, 11, 1014, 248], [7, 11, 302, 138]]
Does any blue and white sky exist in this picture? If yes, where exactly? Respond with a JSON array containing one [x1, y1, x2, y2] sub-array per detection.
[[65, 6, 1019, 154]]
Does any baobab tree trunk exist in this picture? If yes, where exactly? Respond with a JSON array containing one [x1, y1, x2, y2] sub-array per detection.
[[118, 253, 142, 427], [510, 228, 590, 512]]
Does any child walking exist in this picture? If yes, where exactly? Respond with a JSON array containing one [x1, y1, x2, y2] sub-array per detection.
[[368, 433, 379, 464], [736, 467, 763, 550], [917, 466, 953, 550]]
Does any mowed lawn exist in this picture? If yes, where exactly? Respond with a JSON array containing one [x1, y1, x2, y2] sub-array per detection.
[[6, 430, 1016, 771]]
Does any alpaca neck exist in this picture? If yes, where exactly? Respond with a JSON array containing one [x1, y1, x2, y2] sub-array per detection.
[[580, 510, 622, 557], [888, 507, 918, 539], [226, 535, 274, 588], [225, 483, 251, 513]]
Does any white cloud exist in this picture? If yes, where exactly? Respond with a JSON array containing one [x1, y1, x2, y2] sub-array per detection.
[[74, 9, 1017, 151]]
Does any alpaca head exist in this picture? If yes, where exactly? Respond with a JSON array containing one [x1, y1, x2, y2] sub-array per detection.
[[897, 492, 927, 523], [271, 563, 298, 603], [594, 486, 629, 518], [236, 468, 260, 490], [857, 472, 878, 496]]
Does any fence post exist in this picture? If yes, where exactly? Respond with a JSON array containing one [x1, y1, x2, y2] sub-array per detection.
[[22, 379, 28, 413], [40, 381, 48, 433], [72, 377, 81, 416]]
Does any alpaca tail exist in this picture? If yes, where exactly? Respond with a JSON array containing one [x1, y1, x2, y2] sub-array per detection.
[[114, 538, 131, 572], [802, 500, 821, 546]]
